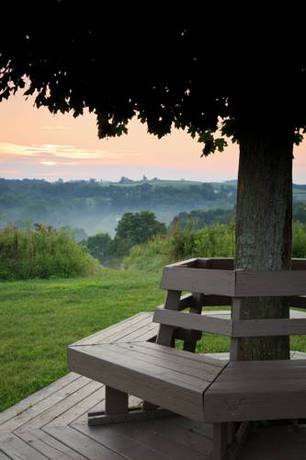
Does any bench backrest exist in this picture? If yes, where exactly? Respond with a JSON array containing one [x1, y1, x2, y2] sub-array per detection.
[[153, 257, 306, 358]]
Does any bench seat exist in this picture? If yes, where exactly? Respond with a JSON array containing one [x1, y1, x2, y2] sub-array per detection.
[[69, 341, 306, 424], [68, 340, 227, 421], [204, 359, 306, 422]]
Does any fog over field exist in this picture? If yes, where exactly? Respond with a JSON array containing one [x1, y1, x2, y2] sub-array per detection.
[[0, 178, 305, 237]]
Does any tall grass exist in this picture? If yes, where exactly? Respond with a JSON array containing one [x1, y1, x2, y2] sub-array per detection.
[[0, 225, 99, 280], [124, 223, 306, 271]]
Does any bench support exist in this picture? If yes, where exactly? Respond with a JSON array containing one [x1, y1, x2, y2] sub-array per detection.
[[210, 422, 251, 460], [88, 385, 174, 425]]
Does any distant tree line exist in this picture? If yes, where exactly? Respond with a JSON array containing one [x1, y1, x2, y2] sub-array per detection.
[[0, 178, 236, 228]]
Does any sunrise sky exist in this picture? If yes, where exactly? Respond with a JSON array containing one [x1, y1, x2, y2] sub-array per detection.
[[0, 91, 305, 183]]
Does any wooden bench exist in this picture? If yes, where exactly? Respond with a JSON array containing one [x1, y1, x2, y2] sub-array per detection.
[[68, 257, 306, 460]]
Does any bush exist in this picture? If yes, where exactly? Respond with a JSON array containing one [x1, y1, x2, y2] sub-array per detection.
[[124, 222, 306, 272], [123, 236, 170, 272], [293, 222, 306, 257], [0, 224, 99, 280], [124, 224, 235, 271]]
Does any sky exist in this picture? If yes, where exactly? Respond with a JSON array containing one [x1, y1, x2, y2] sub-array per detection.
[[0, 91, 305, 183]]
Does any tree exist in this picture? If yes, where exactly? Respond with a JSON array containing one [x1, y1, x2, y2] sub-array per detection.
[[0, 7, 303, 359], [113, 211, 167, 257], [85, 233, 112, 265]]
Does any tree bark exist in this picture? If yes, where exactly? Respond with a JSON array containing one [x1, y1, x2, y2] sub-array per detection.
[[235, 128, 293, 360]]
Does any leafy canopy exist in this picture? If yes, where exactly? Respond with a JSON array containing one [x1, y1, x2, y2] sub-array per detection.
[[0, 4, 305, 153]]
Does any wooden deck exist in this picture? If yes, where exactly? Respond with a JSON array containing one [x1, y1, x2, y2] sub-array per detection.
[[2, 311, 306, 459]]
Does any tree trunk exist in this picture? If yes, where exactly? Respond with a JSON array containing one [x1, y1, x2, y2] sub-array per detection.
[[235, 129, 293, 360]]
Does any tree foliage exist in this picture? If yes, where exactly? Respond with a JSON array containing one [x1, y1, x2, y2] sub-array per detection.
[[113, 211, 167, 258], [0, 6, 304, 154], [85, 233, 112, 265]]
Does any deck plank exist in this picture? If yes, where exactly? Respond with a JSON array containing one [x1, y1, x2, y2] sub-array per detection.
[[0, 432, 48, 460], [72, 313, 153, 346], [17, 429, 87, 460], [0, 373, 80, 427], [73, 423, 173, 460], [0, 450, 12, 460], [240, 424, 306, 460], [132, 416, 213, 455], [44, 426, 127, 460], [103, 417, 211, 459], [45, 384, 105, 428], [16, 381, 102, 432], [1, 377, 91, 432]]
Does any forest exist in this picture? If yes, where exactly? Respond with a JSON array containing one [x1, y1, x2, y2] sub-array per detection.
[[0, 178, 240, 235]]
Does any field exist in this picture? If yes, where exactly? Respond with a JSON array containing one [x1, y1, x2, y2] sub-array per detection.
[[1, 269, 306, 413]]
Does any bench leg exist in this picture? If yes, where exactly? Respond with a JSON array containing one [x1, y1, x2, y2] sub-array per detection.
[[211, 421, 251, 460], [105, 386, 128, 415], [212, 423, 228, 460], [88, 386, 173, 426]]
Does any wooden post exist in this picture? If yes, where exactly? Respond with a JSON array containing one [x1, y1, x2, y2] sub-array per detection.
[[212, 423, 227, 460], [230, 298, 242, 361], [105, 386, 128, 415], [183, 292, 203, 352], [156, 290, 181, 347]]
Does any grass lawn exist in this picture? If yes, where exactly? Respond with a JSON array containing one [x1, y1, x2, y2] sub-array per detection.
[[1, 269, 306, 413], [0, 269, 165, 412]]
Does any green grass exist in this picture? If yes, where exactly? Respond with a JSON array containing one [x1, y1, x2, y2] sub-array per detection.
[[0, 269, 164, 412], [1, 270, 306, 413]]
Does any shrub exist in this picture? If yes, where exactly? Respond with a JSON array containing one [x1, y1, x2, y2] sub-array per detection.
[[293, 222, 306, 258], [124, 222, 306, 272], [0, 224, 99, 280]]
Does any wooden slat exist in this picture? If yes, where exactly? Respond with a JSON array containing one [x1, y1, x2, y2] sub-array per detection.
[[131, 341, 225, 368], [153, 308, 232, 336], [68, 343, 215, 420], [198, 258, 234, 269], [164, 258, 198, 268], [46, 384, 105, 428], [0, 431, 48, 459], [45, 425, 125, 460], [232, 318, 306, 337], [156, 290, 181, 347], [117, 322, 158, 343], [116, 342, 223, 380], [17, 429, 87, 459], [0, 376, 91, 432], [16, 380, 102, 433], [102, 417, 207, 460], [74, 419, 181, 460], [72, 312, 153, 346], [161, 267, 235, 295], [235, 270, 306, 296], [0, 372, 80, 427], [204, 359, 306, 422], [122, 416, 213, 456]]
